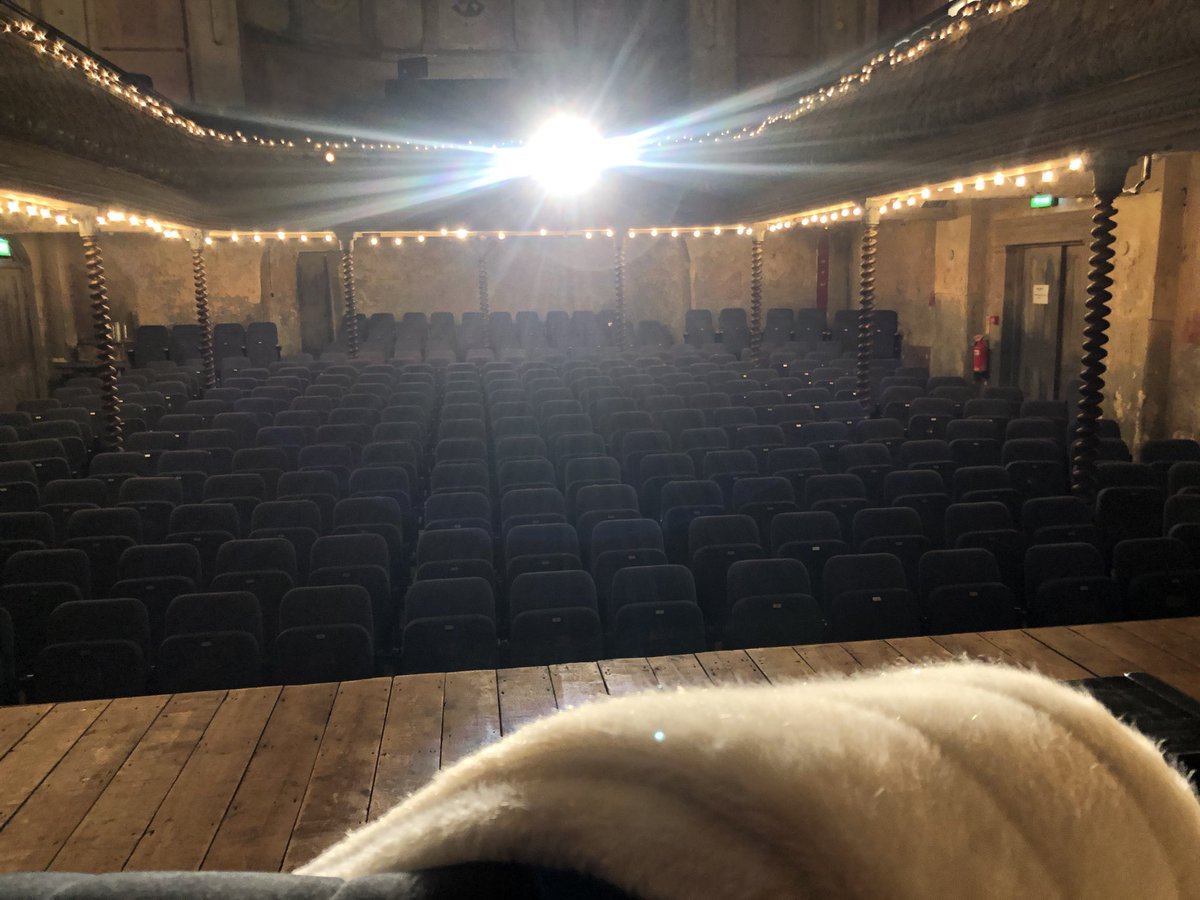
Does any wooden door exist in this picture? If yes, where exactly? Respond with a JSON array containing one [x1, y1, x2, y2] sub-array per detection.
[[296, 252, 336, 356]]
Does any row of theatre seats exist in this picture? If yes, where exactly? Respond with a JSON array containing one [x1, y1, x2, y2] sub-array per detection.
[[313, 306, 900, 362], [1, 316, 1198, 706], [132, 322, 281, 371]]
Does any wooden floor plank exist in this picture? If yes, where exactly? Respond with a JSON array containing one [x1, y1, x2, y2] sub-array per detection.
[[281, 678, 392, 872], [367, 673, 445, 823], [0, 695, 167, 872], [1025, 626, 1139, 677], [979, 630, 1092, 680], [647, 654, 712, 689], [49, 691, 225, 873], [885, 636, 957, 663], [599, 658, 658, 697], [931, 632, 1016, 664], [744, 646, 816, 683], [124, 687, 281, 872], [0, 700, 110, 831], [1164, 617, 1200, 649], [202, 682, 339, 872], [1117, 620, 1200, 671], [439, 669, 501, 768], [695, 650, 768, 685], [547, 662, 609, 709], [796, 643, 862, 676], [841, 640, 906, 671], [498, 667, 557, 735], [0, 704, 51, 762], [1069, 624, 1200, 700]]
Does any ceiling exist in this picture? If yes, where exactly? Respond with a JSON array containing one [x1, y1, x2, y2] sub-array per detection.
[[0, 0, 1198, 234]]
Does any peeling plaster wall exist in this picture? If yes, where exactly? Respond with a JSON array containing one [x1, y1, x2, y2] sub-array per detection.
[[7, 227, 830, 393], [873, 218, 939, 367], [353, 230, 826, 339], [1161, 156, 1200, 440]]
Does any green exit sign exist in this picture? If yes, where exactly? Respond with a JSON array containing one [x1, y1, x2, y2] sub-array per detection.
[[0, 238, 11, 258], [1030, 194, 1059, 209]]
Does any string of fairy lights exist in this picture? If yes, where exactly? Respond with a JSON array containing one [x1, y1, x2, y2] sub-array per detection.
[[668, 0, 1032, 148], [0, 152, 1089, 247], [0, 0, 1035, 159]]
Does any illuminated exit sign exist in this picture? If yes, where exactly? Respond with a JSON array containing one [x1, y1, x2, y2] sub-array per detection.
[[1030, 194, 1059, 209], [0, 238, 11, 258]]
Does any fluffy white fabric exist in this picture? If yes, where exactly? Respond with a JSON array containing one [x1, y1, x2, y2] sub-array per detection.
[[300, 663, 1200, 899]]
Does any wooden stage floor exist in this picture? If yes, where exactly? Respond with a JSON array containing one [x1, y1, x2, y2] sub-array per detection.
[[3, 618, 1200, 875]]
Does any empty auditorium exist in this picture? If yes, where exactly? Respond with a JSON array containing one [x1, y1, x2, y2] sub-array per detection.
[[1, 0, 1200, 896]]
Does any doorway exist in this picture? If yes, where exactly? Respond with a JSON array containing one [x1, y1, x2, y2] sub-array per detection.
[[297, 251, 339, 356], [999, 242, 1086, 401]]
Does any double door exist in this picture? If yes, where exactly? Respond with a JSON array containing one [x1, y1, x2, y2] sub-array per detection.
[[999, 243, 1086, 401]]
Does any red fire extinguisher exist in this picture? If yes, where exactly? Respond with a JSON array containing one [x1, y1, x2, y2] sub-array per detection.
[[972, 334, 990, 381]]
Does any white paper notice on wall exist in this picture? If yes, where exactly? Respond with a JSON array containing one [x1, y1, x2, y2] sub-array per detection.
[[1032, 284, 1051, 305]]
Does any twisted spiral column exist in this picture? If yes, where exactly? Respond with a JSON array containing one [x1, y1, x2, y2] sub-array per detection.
[[82, 231, 123, 450], [191, 238, 215, 390], [340, 238, 358, 359], [749, 232, 764, 360], [477, 249, 490, 318], [857, 209, 880, 409], [613, 232, 629, 352], [1072, 159, 1128, 499]]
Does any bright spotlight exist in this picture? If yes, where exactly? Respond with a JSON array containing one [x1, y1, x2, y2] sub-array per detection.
[[497, 115, 636, 196]]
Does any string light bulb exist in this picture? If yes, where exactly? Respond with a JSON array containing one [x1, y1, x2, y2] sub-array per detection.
[[671, 229, 679, 238], [1042, 170, 1054, 183], [953, 182, 964, 194], [440, 228, 448, 236], [4, 200, 17, 213], [299, 234, 308, 242], [920, 188, 931, 199], [204, 235, 214, 245], [393, 237, 402, 246], [325, 233, 334, 242], [456, 228, 468, 240], [369, 235, 379, 246], [605, 228, 614, 237], [324, 151, 335, 164], [585, 231, 593, 239], [497, 232, 506, 240], [1015, 174, 1027, 187], [417, 235, 426, 242], [627, 230, 636, 239], [276, 230, 286, 240], [974, 177, 986, 191], [693, 229, 702, 237], [993, 172, 1005, 185], [892, 199, 901, 210], [539, 228, 547, 236], [1069, 157, 1083, 171], [853, 206, 863, 216], [736, 226, 745, 235], [906, 196, 917, 206], [651, 228, 659, 237], [231, 232, 239, 242], [253, 233, 262, 242]]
